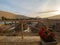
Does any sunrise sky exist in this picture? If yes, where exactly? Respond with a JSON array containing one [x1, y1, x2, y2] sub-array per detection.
[[0, 0, 60, 18]]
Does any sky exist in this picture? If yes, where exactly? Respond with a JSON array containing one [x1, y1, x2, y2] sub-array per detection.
[[0, 0, 60, 18]]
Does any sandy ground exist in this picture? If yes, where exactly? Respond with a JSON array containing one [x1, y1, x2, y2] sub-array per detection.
[[0, 36, 40, 42], [0, 31, 59, 45]]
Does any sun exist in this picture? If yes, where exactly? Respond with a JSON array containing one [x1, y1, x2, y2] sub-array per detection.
[[54, 8, 60, 15]]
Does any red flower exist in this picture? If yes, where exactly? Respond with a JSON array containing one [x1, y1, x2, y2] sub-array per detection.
[[39, 28, 47, 39]]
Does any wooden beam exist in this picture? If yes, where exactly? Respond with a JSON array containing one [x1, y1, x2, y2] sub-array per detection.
[[21, 21, 24, 39]]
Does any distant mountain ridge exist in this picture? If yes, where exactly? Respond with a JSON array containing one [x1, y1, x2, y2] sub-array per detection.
[[0, 11, 29, 19], [47, 15, 60, 19]]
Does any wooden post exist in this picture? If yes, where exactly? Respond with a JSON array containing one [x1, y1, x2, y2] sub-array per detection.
[[15, 20, 16, 26], [46, 18, 49, 30], [21, 21, 24, 39]]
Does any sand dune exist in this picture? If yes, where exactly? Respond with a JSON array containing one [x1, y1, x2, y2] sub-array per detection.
[[0, 11, 29, 19], [48, 15, 60, 19]]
